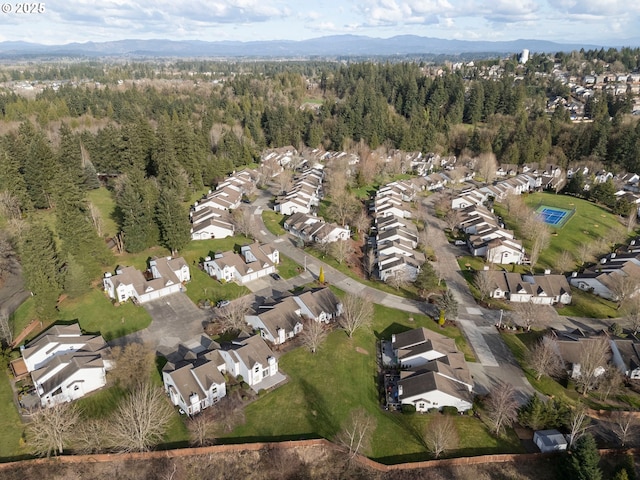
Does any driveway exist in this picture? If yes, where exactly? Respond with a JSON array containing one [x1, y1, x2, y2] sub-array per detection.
[[109, 293, 209, 353]]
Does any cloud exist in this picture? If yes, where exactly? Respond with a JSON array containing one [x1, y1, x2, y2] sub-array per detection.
[[49, 0, 291, 37], [355, 0, 453, 26], [553, 0, 640, 16], [482, 0, 540, 22]]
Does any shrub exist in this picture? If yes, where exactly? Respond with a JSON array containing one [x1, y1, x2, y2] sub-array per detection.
[[402, 404, 417, 414], [258, 389, 267, 397], [441, 406, 458, 415], [236, 375, 244, 383], [428, 408, 440, 414], [241, 381, 250, 390]]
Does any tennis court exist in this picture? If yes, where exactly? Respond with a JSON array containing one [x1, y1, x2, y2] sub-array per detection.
[[536, 205, 573, 227]]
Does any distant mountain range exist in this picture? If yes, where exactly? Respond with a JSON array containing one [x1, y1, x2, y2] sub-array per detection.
[[0, 35, 632, 59]]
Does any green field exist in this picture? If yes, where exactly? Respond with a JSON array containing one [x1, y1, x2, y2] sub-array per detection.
[[0, 371, 27, 460], [277, 254, 301, 279], [86, 187, 119, 239], [521, 193, 626, 270], [226, 304, 513, 462], [261, 210, 286, 235]]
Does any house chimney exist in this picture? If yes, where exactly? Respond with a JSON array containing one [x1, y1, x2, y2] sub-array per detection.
[[544, 269, 551, 275], [571, 272, 578, 277]]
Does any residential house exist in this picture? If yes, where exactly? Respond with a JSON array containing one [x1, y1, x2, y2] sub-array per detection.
[[246, 288, 342, 344], [20, 323, 112, 407], [611, 338, 640, 380], [392, 327, 460, 369], [569, 261, 640, 301], [162, 345, 227, 416], [392, 327, 473, 413], [283, 212, 350, 244], [203, 242, 279, 284], [552, 329, 611, 379], [274, 168, 323, 215], [218, 335, 283, 390], [103, 256, 190, 304], [484, 271, 572, 305]]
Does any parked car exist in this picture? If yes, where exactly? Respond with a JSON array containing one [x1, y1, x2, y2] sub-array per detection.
[[454, 240, 466, 246], [271, 273, 282, 281], [216, 300, 230, 308]]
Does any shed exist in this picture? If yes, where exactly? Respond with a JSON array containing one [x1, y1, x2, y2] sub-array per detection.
[[533, 429, 568, 452]]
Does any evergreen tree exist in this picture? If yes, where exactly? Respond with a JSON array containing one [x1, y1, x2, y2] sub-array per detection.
[[155, 188, 191, 255], [62, 255, 92, 298], [20, 224, 62, 320], [566, 434, 602, 480], [414, 262, 439, 298], [116, 170, 159, 253], [24, 133, 59, 209]]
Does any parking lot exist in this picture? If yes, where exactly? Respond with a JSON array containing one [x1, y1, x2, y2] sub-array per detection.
[[109, 293, 209, 352]]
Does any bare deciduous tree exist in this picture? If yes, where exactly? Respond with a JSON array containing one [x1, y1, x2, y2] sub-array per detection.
[[576, 336, 611, 396], [0, 314, 12, 347], [511, 302, 554, 331], [216, 297, 251, 333], [187, 412, 217, 447], [476, 152, 498, 185], [339, 293, 373, 338], [623, 297, 640, 335], [566, 402, 591, 449], [424, 414, 459, 459], [362, 248, 376, 279], [526, 335, 564, 381], [276, 168, 293, 194], [74, 418, 108, 454], [575, 242, 595, 266], [611, 410, 638, 447], [386, 269, 409, 291], [231, 207, 255, 239], [107, 382, 174, 452], [556, 250, 576, 274], [0, 190, 22, 220], [486, 381, 519, 436], [109, 342, 156, 391], [337, 407, 375, 459], [627, 210, 637, 232], [473, 270, 496, 302], [299, 319, 328, 354], [330, 239, 354, 265], [444, 208, 461, 231], [328, 191, 358, 226], [87, 201, 104, 237], [596, 365, 624, 401], [350, 208, 370, 235], [528, 224, 551, 272], [27, 402, 80, 457], [608, 271, 640, 310]]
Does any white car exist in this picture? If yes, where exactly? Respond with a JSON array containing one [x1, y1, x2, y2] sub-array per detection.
[[454, 240, 466, 246]]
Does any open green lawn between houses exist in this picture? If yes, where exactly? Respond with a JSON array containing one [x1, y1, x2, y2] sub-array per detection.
[[261, 210, 286, 236], [497, 192, 627, 272], [223, 304, 514, 464]]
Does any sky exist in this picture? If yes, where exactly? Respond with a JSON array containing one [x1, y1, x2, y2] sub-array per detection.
[[1, 0, 639, 46]]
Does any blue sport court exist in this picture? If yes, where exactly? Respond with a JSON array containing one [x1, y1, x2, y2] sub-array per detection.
[[535, 205, 573, 227]]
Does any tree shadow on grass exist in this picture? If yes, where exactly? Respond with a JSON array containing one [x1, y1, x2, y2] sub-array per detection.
[[298, 378, 341, 439], [375, 322, 415, 341]]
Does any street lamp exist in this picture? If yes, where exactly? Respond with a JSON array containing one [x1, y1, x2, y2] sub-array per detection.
[[498, 309, 503, 328]]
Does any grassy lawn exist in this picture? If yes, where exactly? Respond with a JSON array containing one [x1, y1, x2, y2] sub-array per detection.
[[499, 192, 627, 271], [0, 371, 27, 461], [278, 254, 302, 279], [86, 187, 118, 239], [556, 288, 619, 319], [261, 210, 286, 236], [226, 303, 511, 462], [12, 290, 153, 344]]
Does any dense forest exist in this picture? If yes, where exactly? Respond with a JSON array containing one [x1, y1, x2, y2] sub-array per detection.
[[2, 51, 640, 319]]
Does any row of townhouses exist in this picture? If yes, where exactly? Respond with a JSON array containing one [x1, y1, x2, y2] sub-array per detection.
[[283, 212, 350, 244], [203, 242, 280, 285], [162, 335, 283, 416], [481, 270, 573, 305], [389, 327, 473, 413], [569, 237, 640, 301], [372, 179, 425, 282], [273, 167, 324, 216], [103, 256, 191, 304], [245, 288, 342, 345], [190, 169, 258, 240]]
